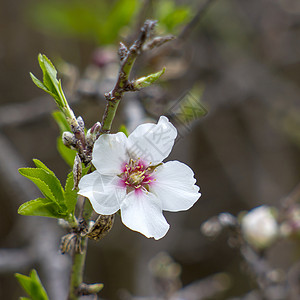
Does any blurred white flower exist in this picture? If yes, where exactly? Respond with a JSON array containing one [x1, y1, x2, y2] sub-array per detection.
[[78, 116, 201, 240], [241, 205, 278, 249]]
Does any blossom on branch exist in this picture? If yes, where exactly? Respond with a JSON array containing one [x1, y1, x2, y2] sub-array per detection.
[[78, 116, 201, 240]]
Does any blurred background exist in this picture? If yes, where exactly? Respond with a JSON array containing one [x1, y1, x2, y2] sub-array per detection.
[[1, 0, 300, 299]]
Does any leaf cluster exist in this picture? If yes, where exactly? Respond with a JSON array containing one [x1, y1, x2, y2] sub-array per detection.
[[30, 54, 74, 121], [18, 159, 77, 220]]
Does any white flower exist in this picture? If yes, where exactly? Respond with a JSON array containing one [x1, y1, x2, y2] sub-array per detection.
[[241, 205, 278, 249], [78, 116, 201, 240]]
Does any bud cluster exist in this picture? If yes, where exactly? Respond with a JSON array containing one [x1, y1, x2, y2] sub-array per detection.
[[62, 117, 102, 165]]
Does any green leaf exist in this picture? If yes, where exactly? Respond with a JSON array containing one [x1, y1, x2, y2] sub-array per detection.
[[15, 269, 49, 300], [18, 198, 67, 219], [134, 68, 165, 89], [31, 54, 75, 121], [57, 136, 76, 167], [52, 110, 71, 132], [19, 168, 56, 203], [33, 159, 56, 178], [30, 73, 49, 93], [64, 171, 78, 214], [19, 167, 65, 207], [38, 54, 62, 104]]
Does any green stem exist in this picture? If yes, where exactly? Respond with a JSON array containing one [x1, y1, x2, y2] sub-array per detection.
[[101, 96, 122, 133], [67, 236, 88, 300]]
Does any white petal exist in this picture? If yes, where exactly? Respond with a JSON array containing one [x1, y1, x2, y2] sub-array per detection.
[[120, 191, 170, 240], [127, 116, 177, 165], [152, 161, 201, 212], [92, 132, 128, 175], [78, 171, 126, 215]]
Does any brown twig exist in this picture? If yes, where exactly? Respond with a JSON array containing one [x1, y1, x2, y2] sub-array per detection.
[[101, 20, 157, 134]]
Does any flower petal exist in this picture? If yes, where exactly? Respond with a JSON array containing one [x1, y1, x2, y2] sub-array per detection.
[[78, 171, 125, 215], [152, 161, 201, 212], [127, 116, 177, 165], [92, 132, 128, 175], [120, 191, 170, 240]]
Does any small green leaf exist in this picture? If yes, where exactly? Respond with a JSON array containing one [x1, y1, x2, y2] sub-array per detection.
[[19, 168, 56, 203], [30, 73, 49, 94], [31, 54, 75, 121], [38, 54, 62, 105], [19, 167, 65, 207], [16, 269, 49, 300], [18, 198, 67, 219], [33, 159, 56, 178], [134, 68, 165, 89], [119, 124, 129, 137], [57, 136, 76, 167], [64, 171, 78, 214]]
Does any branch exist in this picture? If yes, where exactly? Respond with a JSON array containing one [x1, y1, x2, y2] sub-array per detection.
[[100, 20, 157, 133]]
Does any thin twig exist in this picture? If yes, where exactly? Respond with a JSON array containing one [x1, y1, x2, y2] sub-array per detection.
[[101, 20, 157, 133]]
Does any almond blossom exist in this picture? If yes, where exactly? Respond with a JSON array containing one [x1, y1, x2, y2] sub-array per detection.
[[78, 116, 201, 240]]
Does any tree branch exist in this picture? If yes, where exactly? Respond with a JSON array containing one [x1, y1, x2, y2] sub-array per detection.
[[100, 20, 157, 133]]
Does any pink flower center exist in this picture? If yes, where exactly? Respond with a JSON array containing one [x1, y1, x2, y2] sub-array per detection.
[[119, 159, 156, 193]]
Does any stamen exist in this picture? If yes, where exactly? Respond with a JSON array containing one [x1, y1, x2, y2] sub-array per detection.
[[120, 158, 156, 192]]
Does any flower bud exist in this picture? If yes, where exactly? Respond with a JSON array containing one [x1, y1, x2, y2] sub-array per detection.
[[90, 121, 101, 135], [62, 131, 76, 149], [241, 205, 278, 249], [77, 116, 85, 130], [133, 68, 165, 90], [86, 122, 102, 148], [70, 117, 86, 149], [118, 42, 128, 61], [73, 154, 82, 190]]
